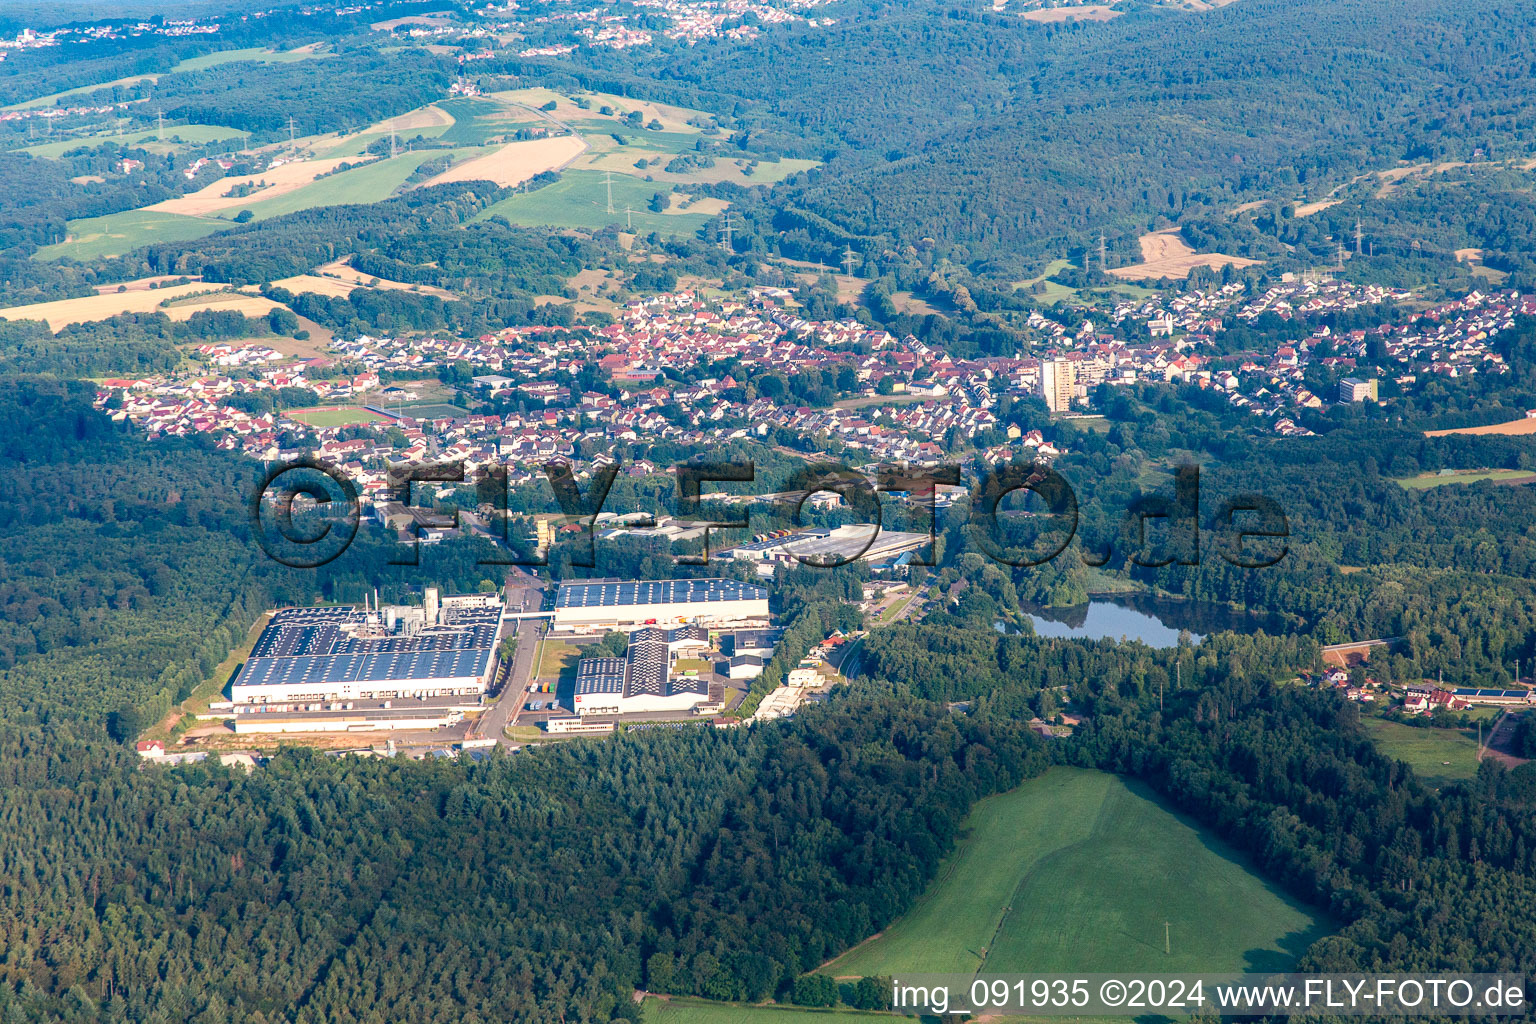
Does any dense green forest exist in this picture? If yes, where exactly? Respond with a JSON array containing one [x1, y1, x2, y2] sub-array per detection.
[[6, 0, 1536, 1019], [506, 0, 1536, 275]]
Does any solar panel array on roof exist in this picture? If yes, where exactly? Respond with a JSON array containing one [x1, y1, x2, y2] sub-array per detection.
[[238, 601, 499, 693], [555, 578, 766, 609], [237, 648, 492, 690], [575, 658, 625, 696], [623, 629, 670, 698]]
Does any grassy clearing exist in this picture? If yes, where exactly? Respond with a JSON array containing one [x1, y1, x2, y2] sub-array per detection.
[[20, 124, 245, 158], [169, 46, 329, 74], [287, 406, 389, 428], [826, 768, 1330, 978], [1362, 718, 1481, 786], [1396, 469, 1536, 489], [35, 209, 225, 261], [476, 170, 712, 236], [536, 640, 583, 682]]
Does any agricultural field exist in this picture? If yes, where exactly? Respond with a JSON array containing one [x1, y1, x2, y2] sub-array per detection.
[[301, 258, 457, 299], [1362, 718, 1482, 787], [825, 768, 1330, 978], [642, 998, 922, 1024], [286, 406, 391, 428], [40, 146, 491, 262], [4, 46, 328, 111], [434, 96, 541, 146], [169, 44, 331, 74], [34, 209, 225, 261], [1396, 468, 1536, 489], [1424, 417, 1536, 437], [475, 170, 715, 236], [185, 148, 477, 222], [422, 135, 586, 188], [1108, 229, 1260, 281], [20, 124, 246, 159], [1014, 258, 1160, 304], [1021, 4, 1122, 21], [149, 155, 375, 217], [0, 281, 281, 331], [318, 105, 455, 159]]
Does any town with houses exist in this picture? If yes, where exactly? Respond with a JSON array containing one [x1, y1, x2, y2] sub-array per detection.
[[97, 280, 1536, 502]]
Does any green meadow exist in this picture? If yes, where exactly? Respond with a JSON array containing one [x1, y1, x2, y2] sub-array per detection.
[[826, 769, 1330, 978], [475, 170, 714, 236], [34, 210, 225, 261]]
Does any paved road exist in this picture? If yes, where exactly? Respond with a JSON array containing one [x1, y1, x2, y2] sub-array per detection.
[[480, 617, 543, 746], [473, 569, 548, 747]]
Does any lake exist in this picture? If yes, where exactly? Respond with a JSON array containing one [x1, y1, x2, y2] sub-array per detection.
[[996, 594, 1277, 648]]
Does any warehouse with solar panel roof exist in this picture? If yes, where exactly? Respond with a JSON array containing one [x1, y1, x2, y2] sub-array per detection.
[[228, 588, 505, 733], [551, 577, 769, 633]]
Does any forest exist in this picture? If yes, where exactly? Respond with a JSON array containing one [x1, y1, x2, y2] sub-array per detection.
[[3, 0, 1536, 1019], [499, 0, 1536, 277]]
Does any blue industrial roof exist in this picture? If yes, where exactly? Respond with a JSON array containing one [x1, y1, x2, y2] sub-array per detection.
[[555, 578, 766, 610]]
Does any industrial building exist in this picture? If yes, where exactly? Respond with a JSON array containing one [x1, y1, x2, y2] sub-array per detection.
[[551, 578, 768, 632], [718, 525, 931, 575], [230, 589, 504, 729], [572, 625, 723, 716]]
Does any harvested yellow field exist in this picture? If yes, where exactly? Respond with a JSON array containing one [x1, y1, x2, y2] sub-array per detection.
[[148, 157, 368, 216], [1295, 199, 1340, 217], [661, 194, 730, 216], [1137, 229, 1195, 262], [1110, 229, 1259, 280], [267, 274, 357, 299], [94, 274, 197, 294], [422, 135, 586, 187], [1425, 417, 1536, 438], [1023, 4, 1121, 20], [280, 259, 458, 300], [0, 283, 281, 332]]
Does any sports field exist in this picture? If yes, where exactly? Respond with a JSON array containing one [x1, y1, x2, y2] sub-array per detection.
[[1362, 718, 1481, 786], [286, 406, 389, 428], [826, 768, 1330, 978], [395, 403, 470, 419]]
